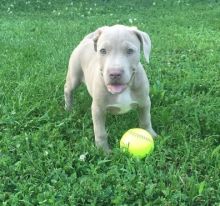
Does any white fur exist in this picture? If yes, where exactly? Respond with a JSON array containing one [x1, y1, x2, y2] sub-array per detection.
[[107, 89, 137, 114]]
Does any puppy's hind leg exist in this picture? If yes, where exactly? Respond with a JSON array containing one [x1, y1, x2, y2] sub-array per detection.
[[64, 51, 82, 111]]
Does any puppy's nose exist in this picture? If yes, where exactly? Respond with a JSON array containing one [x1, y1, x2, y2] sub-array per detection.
[[108, 69, 124, 80]]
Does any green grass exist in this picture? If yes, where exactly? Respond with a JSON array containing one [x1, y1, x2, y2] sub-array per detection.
[[0, 0, 220, 205]]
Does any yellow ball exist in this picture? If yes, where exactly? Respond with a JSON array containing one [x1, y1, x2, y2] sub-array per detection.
[[120, 128, 154, 158]]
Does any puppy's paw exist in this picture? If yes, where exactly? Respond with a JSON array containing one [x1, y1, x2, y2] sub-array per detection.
[[95, 139, 111, 154], [65, 103, 72, 112], [64, 98, 73, 111], [147, 128, 158, 138]]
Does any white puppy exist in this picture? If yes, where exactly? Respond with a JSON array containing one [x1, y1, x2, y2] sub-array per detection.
[[64, 25, 157, 152]]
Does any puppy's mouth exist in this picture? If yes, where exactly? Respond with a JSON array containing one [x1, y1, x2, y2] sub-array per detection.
[[107, 84, 127, 94]]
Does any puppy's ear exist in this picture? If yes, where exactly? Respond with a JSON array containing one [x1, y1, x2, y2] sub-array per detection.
[[93, 26, 109, 52], [131, 27, 151, 63]]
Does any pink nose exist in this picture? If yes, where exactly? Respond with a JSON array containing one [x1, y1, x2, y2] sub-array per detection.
[[108, 68, 124, 80]]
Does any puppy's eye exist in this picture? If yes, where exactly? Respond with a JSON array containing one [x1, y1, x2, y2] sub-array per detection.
[[127, 48, 134, 55], [100, 48, 107, 55]]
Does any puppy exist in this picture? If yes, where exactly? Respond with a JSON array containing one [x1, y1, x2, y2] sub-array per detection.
[[64, 25, 157, 152]]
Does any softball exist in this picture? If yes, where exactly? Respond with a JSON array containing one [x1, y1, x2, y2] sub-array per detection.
[[120, 128, 154, 158]]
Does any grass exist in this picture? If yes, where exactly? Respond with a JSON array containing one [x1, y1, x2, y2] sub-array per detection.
[[0, 0, 220, 205]]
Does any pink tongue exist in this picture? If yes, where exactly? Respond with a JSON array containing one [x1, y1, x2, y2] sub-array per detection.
[[107, 84, 126, 94]]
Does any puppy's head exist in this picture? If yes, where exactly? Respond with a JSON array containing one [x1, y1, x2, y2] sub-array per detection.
[[93, 25, 151, 94]]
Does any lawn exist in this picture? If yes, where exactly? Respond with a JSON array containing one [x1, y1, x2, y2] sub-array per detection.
[[0, 0, 220, 205]]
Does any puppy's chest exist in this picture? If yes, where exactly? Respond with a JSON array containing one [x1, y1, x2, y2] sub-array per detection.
[[107, 90, 138, 114]]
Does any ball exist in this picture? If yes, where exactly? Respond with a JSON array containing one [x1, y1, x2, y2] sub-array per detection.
[[120, 128, 154, 158]]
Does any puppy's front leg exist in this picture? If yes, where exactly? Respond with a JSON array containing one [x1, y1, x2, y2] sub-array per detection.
[[138, 96, 157, 137], [64, 50, 82, 111], [91, 102, 110, 152]]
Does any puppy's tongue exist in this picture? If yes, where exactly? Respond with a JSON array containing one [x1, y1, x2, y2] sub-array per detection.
[[107, 84, 126, 94]]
